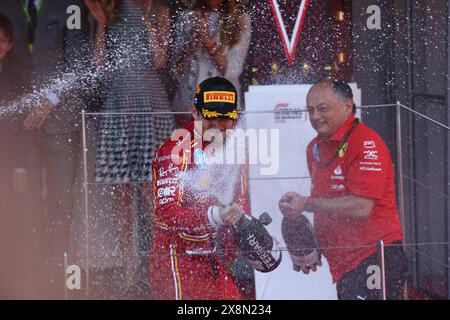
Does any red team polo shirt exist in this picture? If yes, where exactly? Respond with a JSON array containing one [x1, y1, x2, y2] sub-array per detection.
[[306, 115, 404, 283]]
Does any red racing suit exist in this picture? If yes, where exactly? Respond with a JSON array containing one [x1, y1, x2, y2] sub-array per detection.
[[148, 122, 250, 300]]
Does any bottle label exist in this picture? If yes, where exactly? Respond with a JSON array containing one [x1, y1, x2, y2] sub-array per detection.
[[245, 234, 281, 272]]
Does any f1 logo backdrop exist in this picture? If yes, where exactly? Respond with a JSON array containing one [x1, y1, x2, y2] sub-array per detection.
[[269, 0, 309, 64]]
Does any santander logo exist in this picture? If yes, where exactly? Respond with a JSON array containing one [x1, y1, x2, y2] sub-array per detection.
[[268, 0, 309, 65]]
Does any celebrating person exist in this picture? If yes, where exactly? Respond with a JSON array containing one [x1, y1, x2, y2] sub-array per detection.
[[171, 0, 251, 124], [0, 0, 90, 298], [86, 0, 174, 292], [279, 78, 407, 300], [148, 77, 251, 300]]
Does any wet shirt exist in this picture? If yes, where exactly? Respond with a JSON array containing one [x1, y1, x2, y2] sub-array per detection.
[[306, 115, 404, 283], [148, 121, 249, 299], [151, 121, 250, 256]]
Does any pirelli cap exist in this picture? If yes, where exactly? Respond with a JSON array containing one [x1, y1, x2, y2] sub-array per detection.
[[194, 77, 239, 120]]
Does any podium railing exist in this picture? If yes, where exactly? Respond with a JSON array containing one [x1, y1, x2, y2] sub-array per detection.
[[63, 101, 450, 299]]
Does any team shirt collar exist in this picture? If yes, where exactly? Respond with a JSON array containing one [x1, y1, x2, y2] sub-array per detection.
[[329, 114, 356, 142]]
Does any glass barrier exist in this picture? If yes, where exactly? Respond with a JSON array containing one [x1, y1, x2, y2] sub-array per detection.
[[1, 105, 449, 300]]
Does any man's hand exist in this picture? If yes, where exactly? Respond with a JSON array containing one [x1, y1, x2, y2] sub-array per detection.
[[24, 99, 55, 130], [291, 249, 322, 274], [279, 192, 307, 218], [219, 203, 244, 226], [12, 170, 28, 193]]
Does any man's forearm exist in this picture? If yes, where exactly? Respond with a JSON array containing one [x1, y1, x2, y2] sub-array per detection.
[[307, 195, 374, 220]]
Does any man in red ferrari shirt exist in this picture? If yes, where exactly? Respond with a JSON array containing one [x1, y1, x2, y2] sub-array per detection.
[[148, 77, 250, 300], [279, 78, 408, 300]]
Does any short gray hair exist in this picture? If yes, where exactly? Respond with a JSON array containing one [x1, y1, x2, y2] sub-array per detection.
[[315, 77, 356, 114]]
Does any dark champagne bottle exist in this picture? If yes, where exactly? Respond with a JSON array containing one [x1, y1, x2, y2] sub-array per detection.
[[281, 215, 321, 268], [232, 213, 282, 273]]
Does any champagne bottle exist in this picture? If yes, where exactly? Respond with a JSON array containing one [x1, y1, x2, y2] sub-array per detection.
[[281, 215, 321, 269], [232, 213, 282, 273]]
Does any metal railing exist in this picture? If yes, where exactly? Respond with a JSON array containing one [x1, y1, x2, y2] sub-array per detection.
[[74, 101, 450, 300]]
